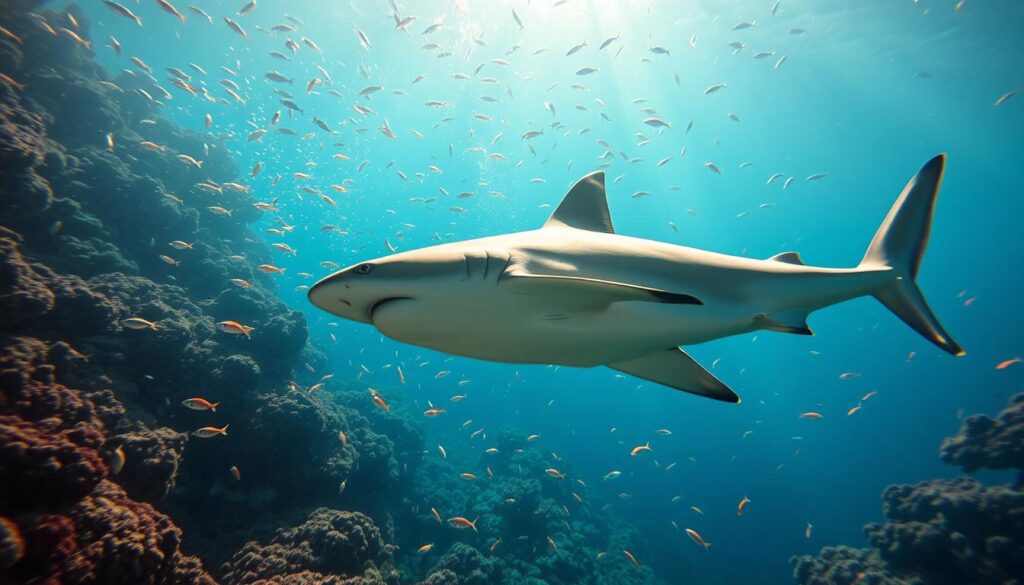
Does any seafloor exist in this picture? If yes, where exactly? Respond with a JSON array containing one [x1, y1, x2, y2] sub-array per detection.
[[0, 4, 1021, 585]]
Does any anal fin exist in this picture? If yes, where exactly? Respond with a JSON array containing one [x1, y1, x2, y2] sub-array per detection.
[[609, 348, 739, 403], [755, 310, 813, 335], [768, 251, 805, 265]]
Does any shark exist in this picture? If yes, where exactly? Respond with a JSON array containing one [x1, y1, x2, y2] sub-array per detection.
[[308, 154, 962, 403]]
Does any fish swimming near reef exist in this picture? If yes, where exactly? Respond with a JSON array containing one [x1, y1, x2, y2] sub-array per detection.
[[309, 155, 962, 402]]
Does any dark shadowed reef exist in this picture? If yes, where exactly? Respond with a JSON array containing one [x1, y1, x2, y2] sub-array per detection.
[[790, 394, 1024, 585], [0, 5, 665, 585]]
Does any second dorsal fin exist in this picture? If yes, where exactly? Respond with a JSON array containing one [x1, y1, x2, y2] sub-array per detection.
[[768, 251, 805, 265], [542, 171, 615, 233]]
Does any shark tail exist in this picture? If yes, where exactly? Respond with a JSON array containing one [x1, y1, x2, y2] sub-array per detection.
[[859, 154, 963, 356]]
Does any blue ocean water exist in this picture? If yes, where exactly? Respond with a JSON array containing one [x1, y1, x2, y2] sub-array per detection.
[[51, 0, 1024, 583]]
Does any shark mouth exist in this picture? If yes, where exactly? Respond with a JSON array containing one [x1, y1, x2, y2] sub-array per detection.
[[369, 297, 411, 320]]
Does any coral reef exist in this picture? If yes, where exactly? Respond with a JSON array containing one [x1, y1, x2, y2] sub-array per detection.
[[791, 394, 1024, 585], [940, 393, 1024, 477], [220, 508, 397, 585], [0, 333, 216, 584]]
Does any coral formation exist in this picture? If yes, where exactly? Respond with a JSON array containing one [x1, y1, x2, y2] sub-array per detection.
[[791, 394, 1024, 585], [940, 393, 1024, 476], [221, 508, 396, 585]]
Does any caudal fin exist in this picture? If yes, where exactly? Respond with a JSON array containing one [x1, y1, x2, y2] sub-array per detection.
[[859, 154, 963, 356]]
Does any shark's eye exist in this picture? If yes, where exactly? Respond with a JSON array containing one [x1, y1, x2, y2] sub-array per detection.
[[354, 263, 374, 275]]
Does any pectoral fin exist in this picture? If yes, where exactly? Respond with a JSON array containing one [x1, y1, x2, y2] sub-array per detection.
[[609, 348, 739, 403], [499, 270, 703, 307]]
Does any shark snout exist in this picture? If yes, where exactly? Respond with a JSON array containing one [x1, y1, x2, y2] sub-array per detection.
[[308, 275, 367, 322]]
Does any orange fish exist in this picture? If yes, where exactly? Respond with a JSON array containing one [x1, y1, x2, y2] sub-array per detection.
[[995, 357, 1022, 370], [460, 472, 477, 480], [110, 445, 126, 475], [798, 412, 823, 420], [308, 383, 323, 394], [193, 424, 229, 438], [447, 516, 478, 532], [622, 549, 640, 569], [805, 522, 813, 539], [230, 465, 241, 480], [737, 496, 750, 516], [417, 543, 434, 554], [338, 430, 347, 448], [861, 391, 878, 401], [630, 441, 652, 456], [217, 320, 254, 339], [424, 408, 446, 417], [372, 394, 390, 411], [258, 264, 287, 274], [847, 404, 862, 416], [547, 536, 558, 553], [159, 254, 180, 266], [686, 528, 711, 550], [489, 539, 502, 552], [545, 468, 565, 479], [182, 398, 219, 412]]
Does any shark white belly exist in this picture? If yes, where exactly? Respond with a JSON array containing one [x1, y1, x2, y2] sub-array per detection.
[[309, 156, 962, 403]]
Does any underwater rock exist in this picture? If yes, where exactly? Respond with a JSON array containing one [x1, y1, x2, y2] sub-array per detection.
[[792, 396, 1024, 585], [940, 393, 1024, 474], [112, 425, 188, 502], [0, 227, 54, 328], [220, 508, 394, 585]]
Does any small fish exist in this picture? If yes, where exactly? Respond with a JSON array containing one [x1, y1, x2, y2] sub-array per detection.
[[230, 465, 241, 480], [705, 161, 722, 175], [603, 470, 621, 481], [460, 472, 477, 480], [686, 528, 711, 550], [993, 90, 1018, 107], [182, 398, 219, 412], [737, 496, 750, 516], [995, 357, 1021, 370], [193, 425, 229, 438], [805, 522, 813, 539], [431, 508, 442, 523], [704, 83, 727, 95], [547, 536, 558, 553], [110, 446, 126, 474], [798, 412, 823, 420], [122, 317, 158, 330], [566, 42, 587, 56], [862, 391, 878, 401], [623, 549, 640, 569], [103, 1, 143, 26], [217, 320, 254, 338], [258, 264, 286, 274], [447, 516, 478, 532], [437, 444, 447, 458], [372, 393, 390, 411], [417, 543, 434, 554], [156, 0, 186, 21], [630, 442, 652, 456], [224, 17, 248, 38], [847, 404, 862, 416]]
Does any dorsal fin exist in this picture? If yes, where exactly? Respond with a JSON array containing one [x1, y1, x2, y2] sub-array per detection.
[[768, 251, 804, 265], [543, 171, 615, 233]]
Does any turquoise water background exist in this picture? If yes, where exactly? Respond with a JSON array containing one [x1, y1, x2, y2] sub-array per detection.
[[59, 0, 1023, 582]]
